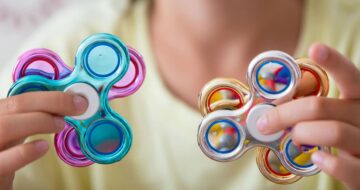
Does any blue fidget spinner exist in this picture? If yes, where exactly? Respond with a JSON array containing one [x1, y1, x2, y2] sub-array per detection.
[[8, 33, 146, 165]]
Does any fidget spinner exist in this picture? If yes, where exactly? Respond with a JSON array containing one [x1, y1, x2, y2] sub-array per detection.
[[8, 33, 146, 166], [198, 51, 330, 184]]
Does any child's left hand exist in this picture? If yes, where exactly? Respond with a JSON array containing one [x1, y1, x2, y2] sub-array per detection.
[[256, 43, 360, 190]]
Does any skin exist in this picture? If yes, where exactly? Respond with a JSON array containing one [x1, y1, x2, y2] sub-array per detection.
[[0, 92, 88, 190], [152, 1, 360, 189], [0, 0, 359, 189], [256, 44, 360, 190], [151, 0, 303, 107]]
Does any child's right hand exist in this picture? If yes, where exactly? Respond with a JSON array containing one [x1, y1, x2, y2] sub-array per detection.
[[0, 91, 87, 190]]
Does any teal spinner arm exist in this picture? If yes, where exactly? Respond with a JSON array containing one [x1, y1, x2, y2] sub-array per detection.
[[8, 33, 146, 166]]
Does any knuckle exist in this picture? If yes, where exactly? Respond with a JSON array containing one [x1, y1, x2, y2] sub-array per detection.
[[0, 165, 6, 176], [54, 92, 73, 111], [307, 97, 326, 118], [330, 123, 346, 146], [54, 92, 65, 106], [16, 145, 29, 163], [5, 96, 24, 113], [0, 118, 10, 138], [326, 158, 342, 177], [291, 125, 303, 142], [267, 107, 281, 126]]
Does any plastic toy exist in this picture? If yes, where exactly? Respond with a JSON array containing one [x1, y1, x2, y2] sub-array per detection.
[[8, 33, 146, 166], [198, 51, 329, 184]]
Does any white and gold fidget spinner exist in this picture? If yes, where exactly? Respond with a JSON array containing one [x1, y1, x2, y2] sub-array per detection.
[[197, 51, 330, 184]]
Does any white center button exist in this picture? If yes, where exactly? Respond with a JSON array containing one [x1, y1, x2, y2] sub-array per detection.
[[64, 83, 100, 120], [246, 104, 284, 142]]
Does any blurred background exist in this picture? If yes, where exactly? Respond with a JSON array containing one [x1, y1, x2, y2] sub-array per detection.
[[0, 0, 94, 65]]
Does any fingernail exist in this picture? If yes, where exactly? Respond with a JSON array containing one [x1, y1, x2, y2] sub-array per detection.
[[73, 95, 88, 113], [53, 117, 65, 131], [256, 116, 268, 133], [311, 152, 323, 165], [316, 45, 329, 62], [35, 141, 49, 153]]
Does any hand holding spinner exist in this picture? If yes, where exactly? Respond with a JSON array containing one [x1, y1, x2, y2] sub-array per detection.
[[198, 51, 330, 184], [8, 33, 146, 166]]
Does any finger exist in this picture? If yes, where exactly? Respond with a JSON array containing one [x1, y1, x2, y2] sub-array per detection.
[[0, 174, 14, 190], [0, 113, 65, 149], [309, 43, 360, 99], [311, 151, 360, 188], [256, 96, 360, 134], [0, 140, 49, 176], [0, 91, 87, 116], [292, 120, 360, 155]]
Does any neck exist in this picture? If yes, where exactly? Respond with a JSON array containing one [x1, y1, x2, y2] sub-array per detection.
[[155, 1, 302, 45], [150, 0, 304, 107]]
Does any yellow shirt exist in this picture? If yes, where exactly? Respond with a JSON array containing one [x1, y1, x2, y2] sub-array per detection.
[[1, 0, 360, 189]]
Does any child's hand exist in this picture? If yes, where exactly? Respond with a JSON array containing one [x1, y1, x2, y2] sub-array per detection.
[[256, 43, 360, 190], [0, 92, 87, 190]]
